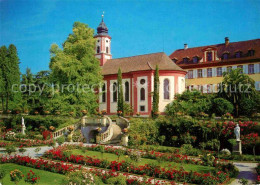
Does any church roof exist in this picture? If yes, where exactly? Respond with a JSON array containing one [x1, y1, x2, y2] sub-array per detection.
[[102, 52, 185, 75]]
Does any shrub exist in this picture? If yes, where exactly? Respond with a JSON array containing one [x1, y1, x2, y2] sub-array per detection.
[[106, 175, 127, 185], [56, 136, 65, 146], [10, 169, 23, 184], [61, 170, 94, 185], [0, 168, 6, 183], [212, 98, 234, 116], [25, 170, 40, 184], [5, 145, 17, 155]]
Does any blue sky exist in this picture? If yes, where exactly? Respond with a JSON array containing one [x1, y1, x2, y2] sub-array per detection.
[[1, 0, 260, 74]]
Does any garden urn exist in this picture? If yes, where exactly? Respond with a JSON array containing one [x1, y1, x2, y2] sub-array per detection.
[[100, 117, 107, 127], [121, 134, 129, 146]]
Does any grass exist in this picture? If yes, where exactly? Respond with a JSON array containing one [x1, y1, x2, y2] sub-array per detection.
[[68, 149, 214, 173], [0, 163, 65, 185]]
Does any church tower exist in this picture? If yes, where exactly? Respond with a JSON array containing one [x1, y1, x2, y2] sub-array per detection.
[[94, 15, 112, 66]]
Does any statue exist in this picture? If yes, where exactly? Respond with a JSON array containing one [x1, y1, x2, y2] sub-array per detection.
[[234, 124, 240, 141], [21, 117, 26, 135]]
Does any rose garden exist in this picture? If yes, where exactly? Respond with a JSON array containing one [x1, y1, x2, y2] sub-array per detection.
[[0, 18, 260, 185]]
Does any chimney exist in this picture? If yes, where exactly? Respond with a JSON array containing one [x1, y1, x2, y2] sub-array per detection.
[[184, 43, 188, 50], [225, 37, 229, 46]]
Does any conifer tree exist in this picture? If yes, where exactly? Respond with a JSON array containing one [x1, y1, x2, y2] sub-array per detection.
[[152, 65, 159, 118], [0, 46, 7, 111], [117, 68, 124, 115]]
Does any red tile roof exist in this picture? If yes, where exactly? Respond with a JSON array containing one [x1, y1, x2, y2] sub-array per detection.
[[102, 52, 185, 75], [169, 39, 260, 66]]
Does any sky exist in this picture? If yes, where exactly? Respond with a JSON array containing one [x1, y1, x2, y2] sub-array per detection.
[[0, 0, 260, 74]]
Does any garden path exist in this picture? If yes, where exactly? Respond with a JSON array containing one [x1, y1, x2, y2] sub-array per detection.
[[230, 162, 258, 185]]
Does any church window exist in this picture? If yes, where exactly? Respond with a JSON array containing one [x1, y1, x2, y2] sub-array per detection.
[[106, 47, 109, 53], [113, 82, 117, 102], [140, 79, 146, 85], [140, 88, 145, 101], [97, 46, 100, 53], [125, 81, 129, 101], [102, 84, 106, 103], [163, 79, 170, 100]]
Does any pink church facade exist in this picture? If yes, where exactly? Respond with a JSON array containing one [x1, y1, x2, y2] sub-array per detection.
[[95, 18, 187, 116]]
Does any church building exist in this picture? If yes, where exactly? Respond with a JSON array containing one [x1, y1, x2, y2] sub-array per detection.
[[94, 18, 187, 116]]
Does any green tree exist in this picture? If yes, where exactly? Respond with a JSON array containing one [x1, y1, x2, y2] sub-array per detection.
[[117, 68, 124, 115], [49, 22, 102, 115], [0, 46, 7, 111], [152, 65, 159, 118], [220, 68, 256, 117]]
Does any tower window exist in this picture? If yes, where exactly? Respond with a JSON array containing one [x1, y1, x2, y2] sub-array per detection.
[[125, 81, 129, 101], [163, 79, 170, 100], [140, 88, 145, 101], [207, 52, 212, 61], [106, 47, 109, 53], [106, 40, 108, 43], [102, 84, 106, 103], [97, 46, 100, 54], [113, 82, 117, 102], [140, 79, 146, 85]]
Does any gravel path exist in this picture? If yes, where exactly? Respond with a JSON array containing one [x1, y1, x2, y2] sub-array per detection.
[[230, 162, 258, 185]]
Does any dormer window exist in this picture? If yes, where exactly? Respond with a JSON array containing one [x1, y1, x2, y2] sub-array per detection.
[[235, 51, 242, 58], [193, 56, 199, 63], [207, 52, 212, 61], [223, 53, 229, 60], [248, 50, 255, 56], [183, 57, 189, 63], [172, 58, 178, 63]]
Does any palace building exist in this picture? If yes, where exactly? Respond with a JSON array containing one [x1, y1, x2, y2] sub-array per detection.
[[169, 38, 260, 93], [94, 18, 186, 116]]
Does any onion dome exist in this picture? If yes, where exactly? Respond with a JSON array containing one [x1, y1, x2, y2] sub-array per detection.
[[96, 17, 109, 36]]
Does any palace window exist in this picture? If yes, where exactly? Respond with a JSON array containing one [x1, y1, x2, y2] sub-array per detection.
[[235, 51, 242, 58], [183, 57, 189, 63], [163, 79, 170, 100], [248, 50, 255, 56], [125, 81, 129, 102], [193, 56, 199, 63], [113, 82, 117, 102], [197, 69, 202, 78], [248, 64, 254, 74], [227, 66, 232, 73], [188, 70, 193, 79], [207, 52, 212, 61], [237, 65, 243, 73], [97, 46, 100, 53], [140, 88, 145, 101], [223, 53, 229, 60], [217, 67, 222, 76], [207, 68, 212, 77], [102, 84, 106, 103]]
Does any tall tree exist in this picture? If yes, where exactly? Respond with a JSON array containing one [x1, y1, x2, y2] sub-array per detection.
[[220, 68, 256, 117], [152, 65, 160, 118], [49, 22, 102, 115], [0, 46, 7, 111], [117, 68, 124, 115]]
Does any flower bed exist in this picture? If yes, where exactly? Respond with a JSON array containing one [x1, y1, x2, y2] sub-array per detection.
[[0, 139, 54, 148], [0, 155, 81, 174], [43, 147, 236, 185]]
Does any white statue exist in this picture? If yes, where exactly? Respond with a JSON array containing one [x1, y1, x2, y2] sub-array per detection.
[[234, 124, 240, 141], [21, 117, 26, 135]]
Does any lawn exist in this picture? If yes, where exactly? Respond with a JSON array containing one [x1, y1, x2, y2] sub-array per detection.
[[68, 149, 214, 173], [0, 163, 65, 185]]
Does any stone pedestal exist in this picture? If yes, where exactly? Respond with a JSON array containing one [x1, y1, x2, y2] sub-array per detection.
[[233, 140, 242, 155], [121, 134, 128, 146], [67, 133, 73, 142], [21, 126, 26, 135]]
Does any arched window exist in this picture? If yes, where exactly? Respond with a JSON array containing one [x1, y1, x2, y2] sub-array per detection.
[[97, 46, 100, 53], [164, 79, 170, 99], [140, 88, 145, 101], [102, 84, 106, 103], [113, 82, 117, 102], [125, 81, 129, 101], [106, 47, 109, 53]]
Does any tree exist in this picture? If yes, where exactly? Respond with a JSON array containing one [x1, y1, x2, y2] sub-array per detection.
[[117, 68, 124, 115], [220, 68, 256, 117], [49, 22, 102, 115], [0, 46, 7, 111], [152, 65, 159, 118]]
